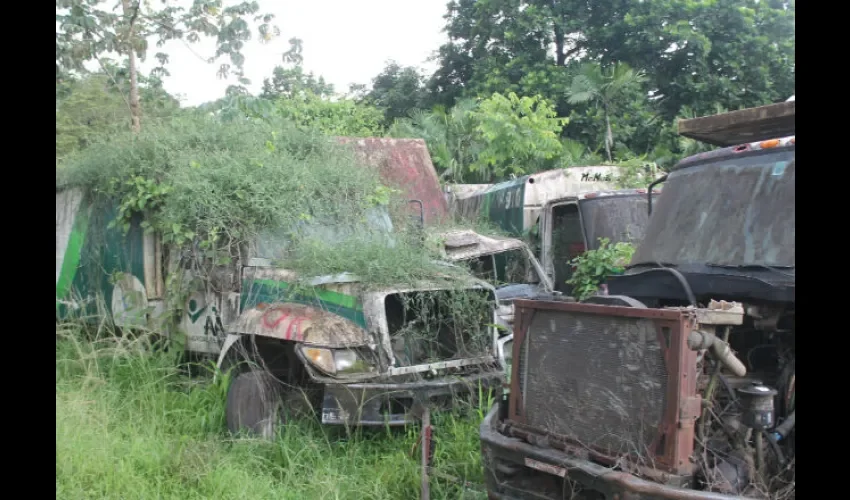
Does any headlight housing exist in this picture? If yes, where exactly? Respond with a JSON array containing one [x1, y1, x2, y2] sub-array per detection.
[[299, 346, 377, 376]]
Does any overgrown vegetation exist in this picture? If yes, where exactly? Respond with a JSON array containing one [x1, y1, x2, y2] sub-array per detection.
[[566, 237, 636, 301], [56, 326, 491, 499], [57, 115, 464, 288]]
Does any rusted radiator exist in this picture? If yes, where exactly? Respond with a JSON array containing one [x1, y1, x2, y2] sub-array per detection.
[[508, 300, 701, 475]]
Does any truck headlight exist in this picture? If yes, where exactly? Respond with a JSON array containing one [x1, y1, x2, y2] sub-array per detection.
[[300, 346, 376, 376]]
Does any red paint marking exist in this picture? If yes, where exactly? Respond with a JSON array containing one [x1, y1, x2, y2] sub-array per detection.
[[262, 308, 290, 329], [261, 306, 310, 341]]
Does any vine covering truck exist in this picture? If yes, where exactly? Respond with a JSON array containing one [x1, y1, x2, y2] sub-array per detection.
[[56, 139, 508, 438], [479, 99, 795, 499]]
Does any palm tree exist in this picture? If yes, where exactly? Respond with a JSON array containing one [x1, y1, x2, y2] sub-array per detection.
[[567, 62, 646, 162]]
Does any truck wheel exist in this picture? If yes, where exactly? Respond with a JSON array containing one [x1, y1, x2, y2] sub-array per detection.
[[225, 369, 286, 439]]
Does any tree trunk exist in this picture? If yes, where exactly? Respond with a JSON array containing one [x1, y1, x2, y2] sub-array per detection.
[[551, 1, 566, 66], [603, 102, 613, 163], [122, 0, 142, 133], [553, 23, 566, 66]]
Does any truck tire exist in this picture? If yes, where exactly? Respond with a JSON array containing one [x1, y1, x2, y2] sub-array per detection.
[[225, 369, 285, 439]]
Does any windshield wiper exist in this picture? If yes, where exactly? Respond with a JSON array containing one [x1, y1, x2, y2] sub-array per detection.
[[706, 263, 795, 277]]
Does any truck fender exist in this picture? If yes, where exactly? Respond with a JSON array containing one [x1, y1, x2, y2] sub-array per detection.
[[216, 302, 372, 375]]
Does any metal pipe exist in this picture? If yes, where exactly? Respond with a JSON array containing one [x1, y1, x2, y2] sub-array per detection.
[[755, 430, 765, 476], [647, 174, 668, 215], [688, 330, 747, 377], [421, 407, 431, 500]]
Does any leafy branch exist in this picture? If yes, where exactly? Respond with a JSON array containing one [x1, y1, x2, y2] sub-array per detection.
[[566, 238, 635, 301]]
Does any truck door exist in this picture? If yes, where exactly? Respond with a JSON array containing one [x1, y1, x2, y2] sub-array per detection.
[[545, 202, 587, 294]]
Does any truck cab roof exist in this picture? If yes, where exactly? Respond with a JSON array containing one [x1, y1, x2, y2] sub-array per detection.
[[677, 100, 795, 147]]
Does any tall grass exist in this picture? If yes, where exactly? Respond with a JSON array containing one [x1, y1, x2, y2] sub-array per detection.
[[56, 325, 490, 499]]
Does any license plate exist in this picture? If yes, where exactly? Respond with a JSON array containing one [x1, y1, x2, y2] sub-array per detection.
[[321, 408, 348, 424], [524, 458, 567, 478]]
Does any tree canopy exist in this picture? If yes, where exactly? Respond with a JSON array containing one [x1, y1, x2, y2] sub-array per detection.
[[56, 0, 795, 183]]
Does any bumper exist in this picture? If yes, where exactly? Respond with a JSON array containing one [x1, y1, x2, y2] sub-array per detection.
[[479, 404, 750, 500], [321, 372, 502, 426]]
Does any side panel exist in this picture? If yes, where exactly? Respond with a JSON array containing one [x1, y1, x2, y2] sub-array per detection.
[[56, 190, 148, 323], [181, 284, 240, 355], [453, 178, 527, 236]]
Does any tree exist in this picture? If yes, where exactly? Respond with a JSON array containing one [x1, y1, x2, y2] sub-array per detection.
[[260, 64, 335, 100], [363, 61, 428, 126], [56, 64, 180, 164], [472, 92, 568, 180], [391, 92, 569, 183], [566, 62, 646, 162], [56, 0, 282, 132], [429, 0, 795, 160], [273, 92, 385, 137]]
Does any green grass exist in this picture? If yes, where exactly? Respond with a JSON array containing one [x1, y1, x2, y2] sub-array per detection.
[[56, 327, 491, 499]]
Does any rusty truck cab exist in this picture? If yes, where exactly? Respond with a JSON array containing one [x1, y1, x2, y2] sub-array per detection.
[[479, 100, 795, 500]]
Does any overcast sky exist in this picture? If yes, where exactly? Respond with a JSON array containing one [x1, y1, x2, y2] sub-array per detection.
[[138, 0, 449, 107]]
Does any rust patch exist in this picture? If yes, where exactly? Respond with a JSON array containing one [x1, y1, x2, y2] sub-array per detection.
[[336, 137, 449, 225]]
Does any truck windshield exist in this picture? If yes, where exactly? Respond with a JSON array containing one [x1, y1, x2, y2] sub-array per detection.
[[464, 249, 541, 288], [631, 149, 795, 268], [254, 207, 395, 260], [579, 195, 652, 248]]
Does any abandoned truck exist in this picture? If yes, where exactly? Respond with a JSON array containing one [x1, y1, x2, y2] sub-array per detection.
[[438, 229, 556, 368], [57, 139, 508, 438], [448, 169, 660, 295], [448, 166, 629, 238], [537, 188, 659, 295], [479, 101, 795, 499]]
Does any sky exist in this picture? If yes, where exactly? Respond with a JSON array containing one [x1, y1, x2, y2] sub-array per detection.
[[138, 0, 450, 107]]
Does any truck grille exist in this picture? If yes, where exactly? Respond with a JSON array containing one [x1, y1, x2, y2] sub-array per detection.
[[520, 310, 668, 458]]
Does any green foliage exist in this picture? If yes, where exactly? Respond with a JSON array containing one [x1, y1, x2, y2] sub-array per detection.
[[56, 69, 180, 165], [390, 92, 569, 183], [611, 157, 660, 190], [205, 58, 385, 137], [260, 64, 335, 100], [471, 92, 568, 179], [567, 62, 647, 162], [566, 238, 636, 301], [273, 92, 385, 137], [362, 61, 429, 126], [56, 114, 453, 287], [429, 0, 795, 165]]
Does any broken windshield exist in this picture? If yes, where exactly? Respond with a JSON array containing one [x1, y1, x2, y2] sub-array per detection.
[[631, 149, 795, 268], [579, 194, 652, 248], [463, 249, 541, 288]]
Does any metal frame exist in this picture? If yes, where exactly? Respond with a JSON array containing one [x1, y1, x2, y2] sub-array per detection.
[[508, 299, 701, 476]]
